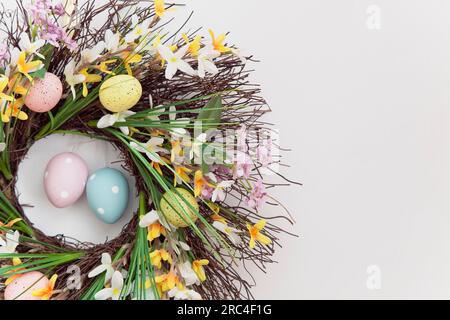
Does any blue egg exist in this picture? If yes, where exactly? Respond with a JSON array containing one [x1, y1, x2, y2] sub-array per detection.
[[86, 168, 129, 224]]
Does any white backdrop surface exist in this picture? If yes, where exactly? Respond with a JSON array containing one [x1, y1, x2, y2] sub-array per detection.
[[3, 0, 450, 299]]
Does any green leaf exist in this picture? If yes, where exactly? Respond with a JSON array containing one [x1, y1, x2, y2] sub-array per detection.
[[196, 95, 223, 133], [196, 95, 223, 172], [30, 67, 47, 80]]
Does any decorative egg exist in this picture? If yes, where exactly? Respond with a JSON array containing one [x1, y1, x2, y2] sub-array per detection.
[[160, 188, 199, 228], [25, 72, 63, 113], [99, 75, 142, 113], [86, 168, 129, 224], [4, 271, 49, 300], [44, 152, 89, 208]]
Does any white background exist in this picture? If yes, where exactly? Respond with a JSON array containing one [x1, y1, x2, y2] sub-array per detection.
[[5, 0, 450, 299]]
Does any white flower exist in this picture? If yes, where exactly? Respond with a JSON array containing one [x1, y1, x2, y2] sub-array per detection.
[[61, 0, 76, 28], [0, 231, 20, 254], [178, 261, 199, 286], [139, 210, 159, 228], [0, 142, 6, 152], [168, 106, 190, 139], [231, 48, 247, 64], [130, 137, 168, 163], [139, 210, 171, 230], [211, 180, 234, 202], [158, 45, 196, 80], [95, 271, 124, 300], [8, 48, 21, 67], [197, 48, 220, 78], [19, 33, 45, 58], [168, 286, 202, 300], [125, 16, 151, 43], [189, 133, 207, 160], [104, 30, 127, 53], [97, 110, 135, 135], [81, 41, 105, 64], [212, 221, 241, 245], [64, 60, 86, 99], [88, 253, 115, 284]]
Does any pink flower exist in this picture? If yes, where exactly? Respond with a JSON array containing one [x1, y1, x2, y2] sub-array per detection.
[[236, 126, 248, 152], [233, 151, 252, 179], [246, 180, 267, 210], [201, 185, 214, 200], [256, 139, 273, 167], [52, 3, 66, 16], [26, 0, 77, 51]]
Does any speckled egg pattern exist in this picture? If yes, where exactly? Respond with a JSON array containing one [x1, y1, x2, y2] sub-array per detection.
[[160, 188, 199, 228], [99, 75, 142, 113], [44, 152, 89, 208], [25, 72, 63, 113], [86, 167, 129, 224], [4, 271, 49, 300]]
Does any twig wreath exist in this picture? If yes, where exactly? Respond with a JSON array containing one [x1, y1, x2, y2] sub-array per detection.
[[0, 0, 298, 300]]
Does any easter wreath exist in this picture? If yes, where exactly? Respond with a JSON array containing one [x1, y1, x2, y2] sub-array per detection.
[[0, 0, 298, 300]]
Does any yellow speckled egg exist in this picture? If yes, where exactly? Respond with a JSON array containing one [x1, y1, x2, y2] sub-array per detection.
[[99, 75, 142, 113], [160, 188, 199, 228]]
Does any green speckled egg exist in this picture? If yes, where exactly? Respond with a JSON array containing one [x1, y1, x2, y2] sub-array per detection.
[[160, 188, 199, 228], [86, 167, 129, 224], [99, 75, 142, 113]]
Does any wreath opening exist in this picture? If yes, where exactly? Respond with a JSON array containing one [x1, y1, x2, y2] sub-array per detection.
[[15, 134, 139, 244], [0, 0, 299, 301]]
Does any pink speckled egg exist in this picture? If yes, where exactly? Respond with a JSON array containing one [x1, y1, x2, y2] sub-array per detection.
[[44, 152, 89, 208], [25, 72, 63, 113], [4, 271, 49, 300]]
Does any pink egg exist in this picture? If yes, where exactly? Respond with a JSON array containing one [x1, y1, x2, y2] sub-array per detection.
[[25, 72, 63, 113], [44, 152, 89, 208], [4, 271, 49, 300]]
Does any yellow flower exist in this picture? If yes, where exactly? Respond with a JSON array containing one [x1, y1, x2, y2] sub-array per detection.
[[0, 76, 14, 102], [5, 258, 24, 286], [182, 34, 201, 57], [79, 69, 102, 97], [174, 165, 192, 186], [145, 277, 163, 298], [211, 213, 226, 224], [16, 51, 43, 82], [0, 218, 22, 230], [147, 222, 166, 242], [155, 0, 166, 18], [95, 59, 117, 75], [32, 274, 57, 300], [152, 161, 163, 175], [208, 29, 231, 53], [120, 52, 143, 75], [155, 271, 181, 292], [192, 259, 209, 282], [2, 98, 28, 123], [194, 170, 213, 198], [8, 75, 28, 96], [150, 249, 172, 269], [247, 219, 271, 249]]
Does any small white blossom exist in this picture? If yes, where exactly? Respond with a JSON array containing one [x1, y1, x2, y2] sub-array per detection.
[[0, 231, 20, 254], [95, 271, 124, 300], [64, 60, 86, 99], [197, 48, 220, 78], [158, 45, 196, 80], [168, 286, 202, 300], [211, 180, 234, 202], [19, 33, 45, 58], [97, 110, 135, 135], [88, 253, 115, 284], [130, 138, 168, 163]]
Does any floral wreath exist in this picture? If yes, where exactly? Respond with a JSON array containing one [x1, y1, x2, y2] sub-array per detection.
[[0, 0, 297, 300]]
